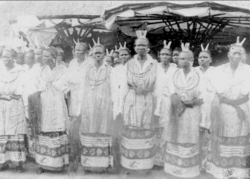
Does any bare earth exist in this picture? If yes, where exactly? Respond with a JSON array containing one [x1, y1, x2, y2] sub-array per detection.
[[0, 163, 216, 179]]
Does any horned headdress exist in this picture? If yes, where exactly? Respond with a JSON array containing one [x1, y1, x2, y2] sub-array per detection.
[[201, 43, 209, 51], [135, 30, 147, 39], [181, 42, 190, 52], [92, 37, 101, 47], [163, 40, 172, 49], [235, 36, 246, 46], [73, 38, 80, 46], [106, 49, 114, 57]]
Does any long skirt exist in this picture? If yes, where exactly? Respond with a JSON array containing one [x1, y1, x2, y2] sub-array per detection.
[[35, 131, 69, 171], [164, 142, 200, 178], [201, 130, 210, 171], [206, 135, 250, 179], [154, 127, 166, 167], [0, 135, 26, 168], [121, 127, 156, 172], [80, 133, 113, 171]]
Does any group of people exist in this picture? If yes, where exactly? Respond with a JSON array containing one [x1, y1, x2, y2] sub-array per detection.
[[0, 30, 250, 179]]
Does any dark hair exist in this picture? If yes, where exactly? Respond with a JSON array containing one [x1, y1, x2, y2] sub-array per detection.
[[160, 48, 173, 54], [173, 47, 181, 52], [56, 47, 64, 56], [134, 38, 150, 47], [25, 50, 35, 58], [93, 44, 105, 52], [119, 48, 131, 55], [199, 50, 212, 58], [44, 46, 58, 59], [3, 48, 17, 59], [75, 42, 89, 51]]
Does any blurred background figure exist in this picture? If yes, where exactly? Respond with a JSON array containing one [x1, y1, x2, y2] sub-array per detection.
[[24, 50, 35, 70], [112, 51, 120, 67], [118, 48, 131, 65], [15, 51, 25, 66], [172, 47, 181, 65], [56, 47, 68, 67], [104, 55, 113, 66]]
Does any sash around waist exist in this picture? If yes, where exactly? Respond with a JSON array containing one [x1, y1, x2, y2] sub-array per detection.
[[128, 85, 153, 95]]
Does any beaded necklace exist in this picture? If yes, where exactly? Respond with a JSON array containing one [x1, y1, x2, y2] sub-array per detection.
[[87, 64, 109, 90], [173, 68, 200, 91], [127, 62, 153, 79]]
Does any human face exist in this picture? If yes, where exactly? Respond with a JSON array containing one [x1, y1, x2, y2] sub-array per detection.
[[35, 49, 43, 64], [25, 53, 35, 65], [119, 50, 130, 64], [105, 56, 113, 66], [198, 51, 211, 68], [57, 55, 63, 63], [16, 52, 24, 65], [134, 38, 148, 55], [93, 46, 105, 62], [43, 50, 54, 65], [160, 48, 172, 65], [75, 45, 86, 59], [113, 52, 120, 64], [173, 50, 180, 64], [178, 52, 191, 68], [228, 46, 245, 66], [2, 50, 14, 67]]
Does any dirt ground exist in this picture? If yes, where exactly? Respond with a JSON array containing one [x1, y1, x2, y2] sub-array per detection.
[[0, 163, 216, 179]]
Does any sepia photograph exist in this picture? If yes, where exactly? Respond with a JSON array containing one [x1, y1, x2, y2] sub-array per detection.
[[0, 1, 250, 179]]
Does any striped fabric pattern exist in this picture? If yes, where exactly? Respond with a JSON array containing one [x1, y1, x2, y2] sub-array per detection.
[[80, 133, 113, 170], [164, 142, 200, 178], [35, 133, 69, 171], [206, 135, 250, 179], [121, 128, 156, 171], [0, 135, 26, 166]]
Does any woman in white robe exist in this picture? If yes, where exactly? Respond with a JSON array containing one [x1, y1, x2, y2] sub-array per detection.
[[0, 48, 26, 172], [154, 44, 177, 168], [162, 48, 205, 178], [29, 47, 69, 174], [207, 38, 250, 179]]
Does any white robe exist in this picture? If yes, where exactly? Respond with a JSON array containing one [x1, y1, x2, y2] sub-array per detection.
[[66, 58, 91, 117], [214, 63, 250, 137], [154, 63, 177, 118]]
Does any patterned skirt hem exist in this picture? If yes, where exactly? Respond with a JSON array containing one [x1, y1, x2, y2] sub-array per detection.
[[39, 164, 68, 172]]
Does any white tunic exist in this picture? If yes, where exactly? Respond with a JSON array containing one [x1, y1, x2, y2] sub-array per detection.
[[154, 63, 177, 117], [67, 58, 91, 117], [162, 67, 205, 143], [214, 63, 250, 137]]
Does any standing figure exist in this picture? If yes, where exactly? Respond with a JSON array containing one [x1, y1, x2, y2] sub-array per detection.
[[162, 43, 205, 178], [195, 44, 217, 173], [154, 40, 177, 169], [65, 42, 90, 166], [0, 48, 26, 172], [29, 47, 69, 174], [79, 39, 118, 172], [121, 30, 158, 174], [22, 50, 37, 161], [207, 37, 250, 179]]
